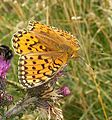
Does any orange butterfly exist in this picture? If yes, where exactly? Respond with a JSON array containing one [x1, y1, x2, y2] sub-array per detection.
[[12, 21, 80, 88]]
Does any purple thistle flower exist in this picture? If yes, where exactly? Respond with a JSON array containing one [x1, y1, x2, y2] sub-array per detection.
[[5, 93, 14, 103], [0, 57, 11, 79], [0, 45, 13, 106], [0, 45, 13, 79], [58, 86, 71, 96], [0, 91, 13, 106]]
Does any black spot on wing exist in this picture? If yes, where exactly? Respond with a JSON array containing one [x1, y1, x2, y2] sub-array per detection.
[[26, 39, 30, 42], [33, 61, 36, 64], [32, 66, 36, 70], [44, 59, 49, 63]]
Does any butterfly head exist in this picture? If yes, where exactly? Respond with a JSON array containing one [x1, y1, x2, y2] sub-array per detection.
[[60, 38, 80, 59], [70, 40, 80, 58]]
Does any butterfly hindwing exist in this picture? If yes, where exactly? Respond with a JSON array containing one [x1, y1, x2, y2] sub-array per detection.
[[18, 52, 68, 88]]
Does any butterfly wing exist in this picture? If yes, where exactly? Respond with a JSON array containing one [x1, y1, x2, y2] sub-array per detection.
[[12, 21, 79, 57], [18, 52, 68, 88], [28, 21, 80, 57], [12, 29, 48, 55]]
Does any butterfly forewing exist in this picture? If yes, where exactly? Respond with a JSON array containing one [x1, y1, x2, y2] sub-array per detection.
[[28, 21, 80, 56], [12, 29, 48, 55]]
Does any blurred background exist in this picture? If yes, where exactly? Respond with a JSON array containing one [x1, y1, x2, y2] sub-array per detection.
[[0, 0, 112, 120]]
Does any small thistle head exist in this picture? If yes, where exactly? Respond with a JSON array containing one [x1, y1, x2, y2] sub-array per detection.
[[0, 91, 13, 106], [0, 91, 4, 103], [4, 93, 14, 103], [58, 86, 71, 96]]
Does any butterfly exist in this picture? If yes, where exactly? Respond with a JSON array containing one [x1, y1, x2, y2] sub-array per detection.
[[12, 21, 80, 88]]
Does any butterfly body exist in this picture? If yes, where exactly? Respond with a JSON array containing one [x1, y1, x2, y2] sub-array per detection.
[[12, 21, 79, 88]]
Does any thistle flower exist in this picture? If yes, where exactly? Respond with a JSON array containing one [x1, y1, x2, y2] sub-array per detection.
[[0, 45, 13, 79], [0, 57, 11, 79], [0, 45, 13, 106], [57, 86, 71, 96], [4, 92, 13, 104], [32, 84, 70, 120], [0, 45, 13, 90], [0, 91, 13, 106]]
